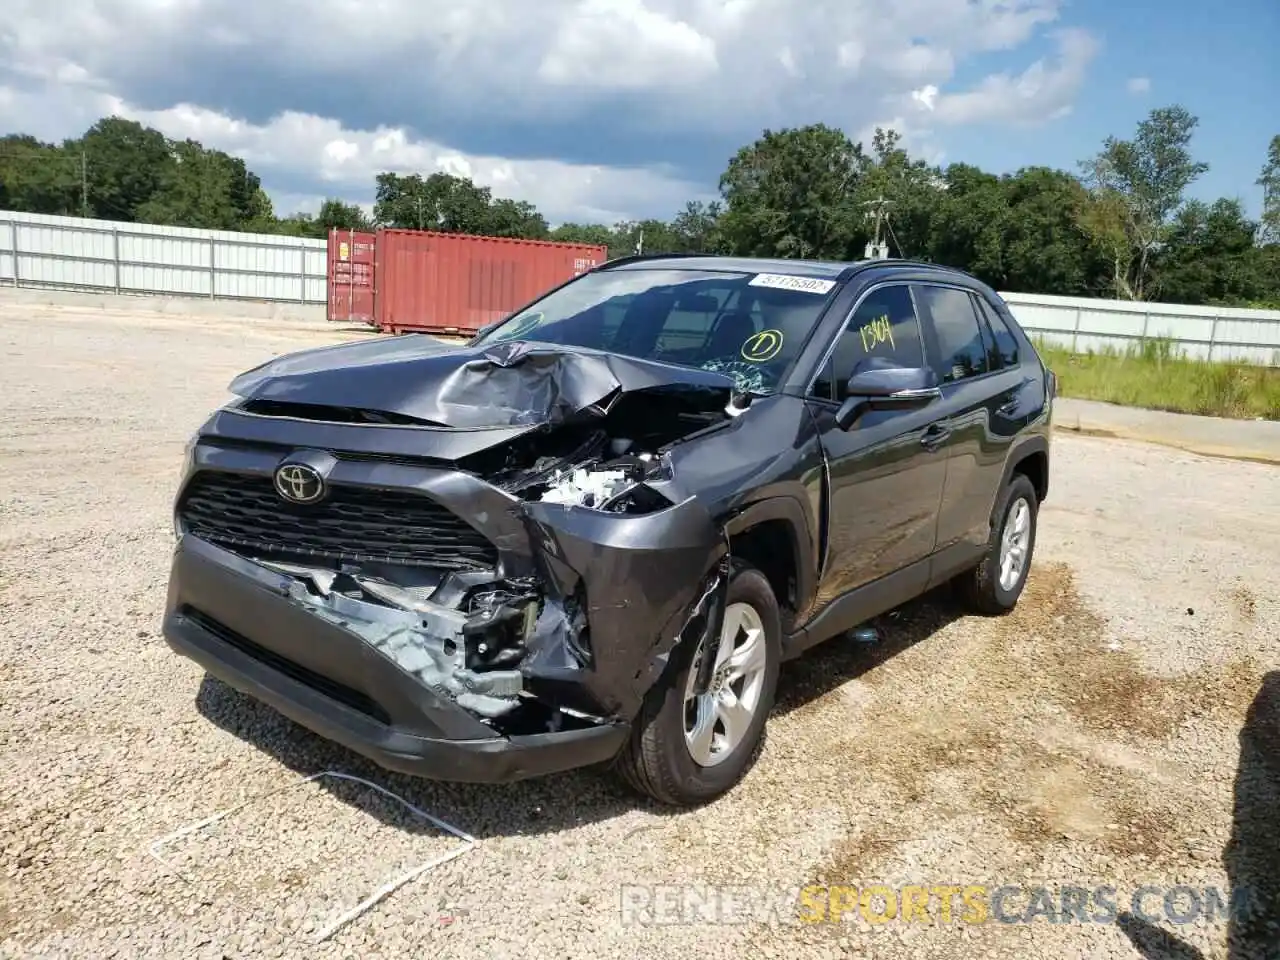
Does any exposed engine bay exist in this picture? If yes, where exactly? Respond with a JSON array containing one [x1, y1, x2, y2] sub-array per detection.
[[453, 383, 735, 510]]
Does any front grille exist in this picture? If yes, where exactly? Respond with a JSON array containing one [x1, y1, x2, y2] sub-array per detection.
[[178, 471, 498, 569], [182, 607, 392, 725]]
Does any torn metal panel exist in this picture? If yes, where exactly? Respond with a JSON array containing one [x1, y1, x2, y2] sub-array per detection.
[[680, 554, 733, 699], [281, 573, 525, 719], [517, 494, 728, 718]]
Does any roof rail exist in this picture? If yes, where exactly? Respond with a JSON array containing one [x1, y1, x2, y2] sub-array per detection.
[[842, 257, 982, 279], [594, 251, 711, 270]]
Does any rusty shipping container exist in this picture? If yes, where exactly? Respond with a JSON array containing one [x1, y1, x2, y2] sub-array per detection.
[[326, 229, 377, 324], [373, 230, 607, 336]]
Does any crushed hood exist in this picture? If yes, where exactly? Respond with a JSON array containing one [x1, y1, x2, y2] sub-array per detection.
[[229, 336, 737, 429]]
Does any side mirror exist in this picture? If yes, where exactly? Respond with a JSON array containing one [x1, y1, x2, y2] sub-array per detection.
[[834, 365, 941, 429]]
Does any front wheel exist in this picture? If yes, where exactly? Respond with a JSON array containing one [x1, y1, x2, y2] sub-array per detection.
[[615, 564, 781, 806], [957, 473, 1039, 614]]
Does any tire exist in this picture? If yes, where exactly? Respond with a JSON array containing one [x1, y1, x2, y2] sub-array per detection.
[[615, 563, 782, 806], [957, 473, 1039, 615]]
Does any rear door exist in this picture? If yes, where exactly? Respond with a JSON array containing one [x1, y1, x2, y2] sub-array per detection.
[[913, 283, 1030, 558]]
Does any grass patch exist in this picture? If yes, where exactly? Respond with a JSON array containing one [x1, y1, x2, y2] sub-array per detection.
[[1036, 337, 1280, 420]]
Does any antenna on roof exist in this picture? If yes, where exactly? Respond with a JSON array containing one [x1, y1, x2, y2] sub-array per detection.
[[863, 196, 892, 260]]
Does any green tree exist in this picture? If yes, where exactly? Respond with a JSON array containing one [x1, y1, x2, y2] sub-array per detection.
[[0, 135, 80, 215], [1258, 134, 1280, 245], [718, 124, 864, 259], [76, 117, 174, 221], [317, 198, 372, 233], [1155, 198, 1271, 304], [134, 139, 260, 230], [927, 163, 1008, 283], [373, 171, 548, 239], [2, 110, 1277, 310], [670, 200, 724, 253], [374, 172, 488, 230], [1077, 105, 1209, 300], [611, 218, 688, 256], [1000, 167, 1101, 295], [549, 222, 615, 250], [484, 197, 549, 239], [271, 213, 320, 238]]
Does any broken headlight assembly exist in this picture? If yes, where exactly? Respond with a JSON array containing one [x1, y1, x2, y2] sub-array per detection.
[[536, 446, 677, 514]]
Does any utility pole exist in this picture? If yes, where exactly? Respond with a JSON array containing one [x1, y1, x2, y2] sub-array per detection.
[[1260, 179, 1276, 245], [416, 195, 423, 230], [80, 150, 89, 219], [635, 228, 644, 256], [863, 196, 892, 260]]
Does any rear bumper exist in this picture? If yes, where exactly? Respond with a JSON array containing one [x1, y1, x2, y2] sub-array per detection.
[[162, 535, 629, 783]]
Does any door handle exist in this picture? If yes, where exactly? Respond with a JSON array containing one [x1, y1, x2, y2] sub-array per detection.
[[997, 380, 1031, 417], [920, 422, 951, 450]]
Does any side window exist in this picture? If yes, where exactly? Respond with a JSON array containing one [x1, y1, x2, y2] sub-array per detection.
[[916, 285, 989, 384], [811, 285, 924, 402], [975, 295, 1020, 368]]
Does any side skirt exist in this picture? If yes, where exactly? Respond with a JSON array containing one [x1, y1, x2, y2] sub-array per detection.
[[781, 541, 986, 661]]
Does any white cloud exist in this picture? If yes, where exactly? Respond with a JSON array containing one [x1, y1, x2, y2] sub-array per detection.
[[916, 28, 1099, 126], [912, 85, 940, 112], [778, 47, 800, 78], [0, 81, 708, 224], [538, 0, 718, 88], [0, 0, 1099, 220], [1127, 76, 1151, 95]]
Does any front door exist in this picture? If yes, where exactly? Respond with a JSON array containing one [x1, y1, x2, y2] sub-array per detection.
[[803, 283, 949, 632]]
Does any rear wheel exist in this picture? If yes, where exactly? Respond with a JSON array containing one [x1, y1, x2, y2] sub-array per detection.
[[957, 473, 1038, 614], [616, 564, 781, 806]]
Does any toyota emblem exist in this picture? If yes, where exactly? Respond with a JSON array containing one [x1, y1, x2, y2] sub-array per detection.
[[274, 463, 326, 504]]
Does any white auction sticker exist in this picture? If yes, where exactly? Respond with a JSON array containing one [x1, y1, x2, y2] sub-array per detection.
[[748, 273, 837, 295]]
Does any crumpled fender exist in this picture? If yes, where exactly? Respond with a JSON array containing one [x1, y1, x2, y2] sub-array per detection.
[[518, 495, 728, 719]]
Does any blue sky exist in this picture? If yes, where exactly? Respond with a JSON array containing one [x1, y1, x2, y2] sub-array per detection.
[[941, 0, 1279, 215], [0, 0, 1275, 224]]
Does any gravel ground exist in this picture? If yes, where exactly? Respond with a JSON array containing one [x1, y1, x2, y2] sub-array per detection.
[[1, 302, 1277, 959]]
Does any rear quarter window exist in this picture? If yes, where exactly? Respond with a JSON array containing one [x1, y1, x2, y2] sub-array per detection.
[[975, 295, 1020, 369]]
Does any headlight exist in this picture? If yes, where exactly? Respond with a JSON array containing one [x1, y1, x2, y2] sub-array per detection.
[[173, 432, 199, 538], [179, 431, 198, 479]]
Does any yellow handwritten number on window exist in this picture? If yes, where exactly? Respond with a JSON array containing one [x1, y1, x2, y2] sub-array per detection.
[[859, 314, 895, 354], [741, 329, 784, 362]]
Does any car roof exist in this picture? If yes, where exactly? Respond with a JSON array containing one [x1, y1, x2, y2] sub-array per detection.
[[597, 253, 981, 285]]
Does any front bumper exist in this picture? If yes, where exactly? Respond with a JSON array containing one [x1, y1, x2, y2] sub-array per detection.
[[163, 413, 732, 782], [163, 535, 630, 782]]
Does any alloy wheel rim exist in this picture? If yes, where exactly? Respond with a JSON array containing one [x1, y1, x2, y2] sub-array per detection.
[[683, 601, 768, 767], [998, 497, 1032, 591]]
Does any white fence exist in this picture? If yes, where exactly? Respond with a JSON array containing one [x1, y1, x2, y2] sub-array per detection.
[[3, 209, 1279, 363], [1004, 291, 1280, 365], [0, 210, 328, 303]]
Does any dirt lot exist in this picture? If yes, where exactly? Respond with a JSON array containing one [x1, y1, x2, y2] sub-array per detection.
[[2, 300, 1278, 959]]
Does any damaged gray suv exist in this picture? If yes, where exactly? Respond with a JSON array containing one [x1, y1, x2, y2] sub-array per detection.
[[163, 254, 1053, 806]]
